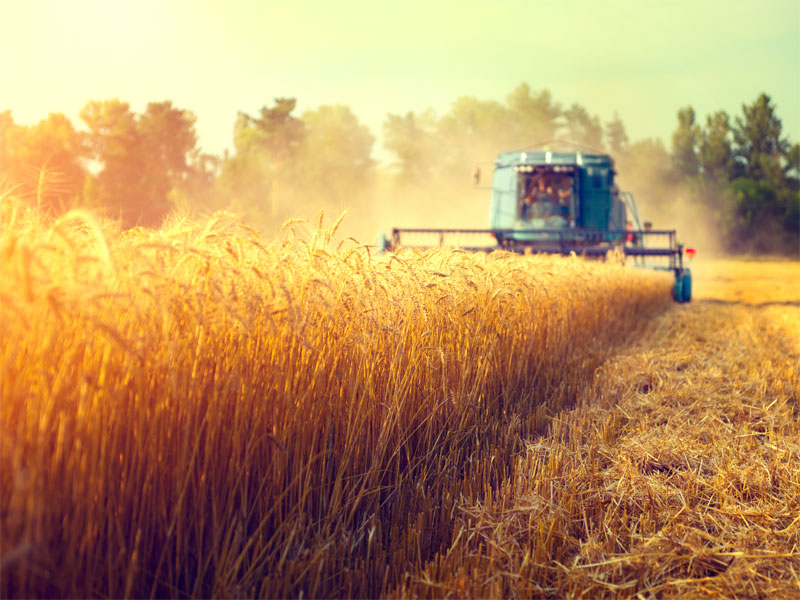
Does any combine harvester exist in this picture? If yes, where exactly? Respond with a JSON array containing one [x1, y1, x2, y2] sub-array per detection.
[[379, 144, 693, 302]]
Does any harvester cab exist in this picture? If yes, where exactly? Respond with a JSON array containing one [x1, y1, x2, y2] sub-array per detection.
[[489, 150, 627, 245], [380, 145, 693, 302]]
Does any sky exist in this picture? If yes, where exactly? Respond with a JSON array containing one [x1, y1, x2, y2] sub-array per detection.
[[2, 0, 799, 162]]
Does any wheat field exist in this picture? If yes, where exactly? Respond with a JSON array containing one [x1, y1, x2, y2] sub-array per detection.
[[398, 258, 800, 597], [1, 199, 797, 598]]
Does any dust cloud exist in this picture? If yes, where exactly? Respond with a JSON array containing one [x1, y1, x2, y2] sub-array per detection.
[[246, 147, 503, 248], [616, 165, 727, 257], [263, 159, 725, 256]]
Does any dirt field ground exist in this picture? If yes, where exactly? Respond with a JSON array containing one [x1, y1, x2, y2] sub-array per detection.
[[400, 258, 800, 598]]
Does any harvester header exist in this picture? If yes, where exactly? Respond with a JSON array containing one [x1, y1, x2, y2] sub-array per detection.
[[380, 144, 693, 302]]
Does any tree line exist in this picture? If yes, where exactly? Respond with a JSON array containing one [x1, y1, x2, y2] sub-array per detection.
[[1, 84, 797, 253], [668, 95, 798, 253]]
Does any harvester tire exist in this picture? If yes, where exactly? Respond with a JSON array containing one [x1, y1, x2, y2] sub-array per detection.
[[672, 270, 692, 303], [671, 270, 693, 303], [672, 275, 682, 302], [681, 269, 692, 303]]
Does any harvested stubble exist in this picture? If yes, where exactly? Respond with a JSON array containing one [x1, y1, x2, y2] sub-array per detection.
[[399, 260, 800, 598], [1, 202, 674, 598]]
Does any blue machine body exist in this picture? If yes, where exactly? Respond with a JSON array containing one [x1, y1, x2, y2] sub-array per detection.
[[383, 146, 693, 302], [488, 150, 626, 244]]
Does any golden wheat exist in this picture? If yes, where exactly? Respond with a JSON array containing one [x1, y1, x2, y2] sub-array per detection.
[[398, 258, 800, 598], [2, 198, 687, 598]]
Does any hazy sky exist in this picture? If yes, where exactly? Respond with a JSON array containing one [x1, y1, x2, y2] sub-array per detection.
[[2, 0, 798, 161]]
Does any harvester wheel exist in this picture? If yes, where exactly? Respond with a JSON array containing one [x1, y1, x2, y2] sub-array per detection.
[[672, 274, 682, 302], [681, 269, 692, 302], [672, 270, 693, 303]]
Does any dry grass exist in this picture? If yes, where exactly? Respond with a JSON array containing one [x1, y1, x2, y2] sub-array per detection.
[[690, 257, 800, 305], [0, 198, 677, 598], [399, 259, 800, 598]]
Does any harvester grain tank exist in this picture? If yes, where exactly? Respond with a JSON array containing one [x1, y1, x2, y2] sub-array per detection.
[[380, 145, 693, 302]]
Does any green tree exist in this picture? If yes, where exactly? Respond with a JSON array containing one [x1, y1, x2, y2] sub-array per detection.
[[167, 148, 221, 216], [727, 94, 797, 252], [216, 100, 374, 226], [381, 83, 565, 185], [298, 104, 375, 203], [439, 96, 511, 143], [81, 99, 200, 226], [785, 143, 800, 191], [235, 98, 305, 167], [436, 96, 511, 177], [732, 93, 789, 185], [505, 83, 561, 144], [0, 112, 85, 211], [562, 104, 604, 150], [669, 94, 799, 254], [81, 99, 149, 223], [139, 101, 200, 203], [699, 111, 734, 181], [671, 106, 701, 178], [382, 109, 439, 182], [605, 112, 629, 157], [726, 178, 791, 252], [217, 98, 305, 221]]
